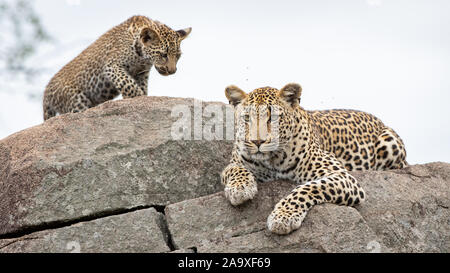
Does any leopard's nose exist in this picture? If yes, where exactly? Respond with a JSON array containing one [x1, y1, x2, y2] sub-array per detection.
[[252, 140, 262, 147], [168, 67, 177, 74]]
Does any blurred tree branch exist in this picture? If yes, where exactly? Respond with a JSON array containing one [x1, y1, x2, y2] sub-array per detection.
[[0, 0, 52, 79]]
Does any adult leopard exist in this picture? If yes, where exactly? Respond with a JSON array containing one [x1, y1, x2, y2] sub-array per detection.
[[221, 83, 407, 234]]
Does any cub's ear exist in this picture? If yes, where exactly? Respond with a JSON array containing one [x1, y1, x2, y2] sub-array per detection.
[[177, 27, 192, 40], [140, 27, 160, 45], [278, 83, 302, 106], [225, 85, 247, 106]]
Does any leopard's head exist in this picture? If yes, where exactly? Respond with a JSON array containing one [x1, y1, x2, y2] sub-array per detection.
[[226, 83, 302, 161], [137, 23, 191, 76]]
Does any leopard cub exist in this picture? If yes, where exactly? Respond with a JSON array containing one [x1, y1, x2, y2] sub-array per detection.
[[43, 15, 191, 120]]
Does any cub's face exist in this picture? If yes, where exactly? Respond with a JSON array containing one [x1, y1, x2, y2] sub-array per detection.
[[226, 84, 302, 161], [139, 25, 191, 76]]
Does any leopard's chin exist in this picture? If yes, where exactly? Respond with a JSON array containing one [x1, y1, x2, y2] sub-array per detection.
[[250, 151, 271, 161], [155, 67, 175, 76]]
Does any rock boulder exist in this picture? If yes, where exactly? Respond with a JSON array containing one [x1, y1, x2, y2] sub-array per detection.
[[0, 96, 448, 253]]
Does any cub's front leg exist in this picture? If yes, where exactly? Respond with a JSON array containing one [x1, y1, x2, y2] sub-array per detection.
[[104, 65, 146, 99], [267, 171, 365, 235], [135, 70, 150, 96], [221, 164, 258, 206]]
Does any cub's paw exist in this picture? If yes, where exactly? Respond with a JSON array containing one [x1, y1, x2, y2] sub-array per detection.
[[224, 180, 258, 206], [267, 206, 306, 235]]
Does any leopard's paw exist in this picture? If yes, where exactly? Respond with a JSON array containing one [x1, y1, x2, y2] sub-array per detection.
[[224, 180, 258, 206], [267, 206, 306, 235]]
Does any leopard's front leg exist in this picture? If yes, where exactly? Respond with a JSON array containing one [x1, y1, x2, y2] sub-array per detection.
[[267, 171, 366, 235], [135, 70, 149, 96], [104, 65, 146, 99], [221, 164, 258, 206]]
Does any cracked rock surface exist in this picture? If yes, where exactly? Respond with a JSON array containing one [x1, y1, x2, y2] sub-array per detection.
[[0, 208, 169, 253], [0, 96, 449, 253], [0, 96, 232, 238]]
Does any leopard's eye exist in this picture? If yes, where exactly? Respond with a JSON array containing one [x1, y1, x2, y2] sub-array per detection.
[[243, 114, 250, 122], [270, 113, 282, 123], [161, 53, 168, 59]]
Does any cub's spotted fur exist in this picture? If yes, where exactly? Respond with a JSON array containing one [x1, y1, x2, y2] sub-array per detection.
[[43, 15, 191, 120], [221, 83, 407, 234]]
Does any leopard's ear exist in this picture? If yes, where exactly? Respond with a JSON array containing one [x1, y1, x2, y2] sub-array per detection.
[[278, 83, 302, 106], [177, 27, 192, 41], [225, 85, 247, 106], [140, 27, 160, 45]]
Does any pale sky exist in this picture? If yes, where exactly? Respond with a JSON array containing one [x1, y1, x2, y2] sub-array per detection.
[[0, 0, 449, 165]]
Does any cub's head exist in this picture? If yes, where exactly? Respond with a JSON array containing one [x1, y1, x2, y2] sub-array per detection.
[[137, 23, 191, 76], [226, 84, 303, 161]]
